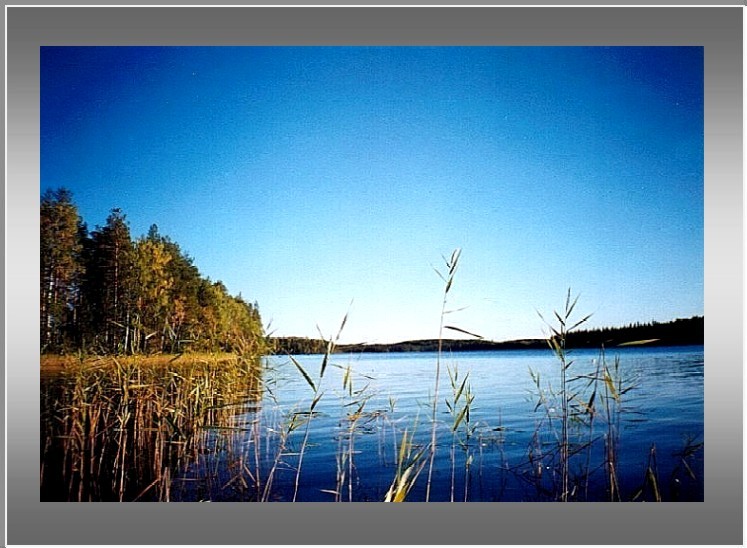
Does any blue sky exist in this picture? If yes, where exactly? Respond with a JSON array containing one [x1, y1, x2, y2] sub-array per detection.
[[41, 46, 703, 344]]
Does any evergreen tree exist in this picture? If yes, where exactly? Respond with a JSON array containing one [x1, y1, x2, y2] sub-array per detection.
[[84, 209, 137, 353], [40, 188, 84, 352]]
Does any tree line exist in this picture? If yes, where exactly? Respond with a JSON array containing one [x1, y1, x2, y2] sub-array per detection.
[[563, 316, 704, 348], [41, 188, 266, 356], [271, 316, 704, 355]]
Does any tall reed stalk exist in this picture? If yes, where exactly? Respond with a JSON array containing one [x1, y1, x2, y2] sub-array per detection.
[[287, 310, 348, 501], [425, 248, 461, 501], [536, 290, 591, 501]]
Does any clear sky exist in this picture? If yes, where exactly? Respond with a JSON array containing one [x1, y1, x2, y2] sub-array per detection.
[[41, 46, 703, 344]]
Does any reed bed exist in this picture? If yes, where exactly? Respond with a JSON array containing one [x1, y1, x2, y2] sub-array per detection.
[[40, 353, 262, 501]]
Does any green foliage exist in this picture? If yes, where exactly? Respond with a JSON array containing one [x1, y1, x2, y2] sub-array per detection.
[[271, 337, 330, 355], [39, 190, 267, 356], [81, 207, 138, 353], [40, 188, 85, 352]]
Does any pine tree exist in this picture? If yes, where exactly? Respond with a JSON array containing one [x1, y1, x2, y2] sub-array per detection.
[[40, 188, 84, 352], [85, 209, 136, 353]]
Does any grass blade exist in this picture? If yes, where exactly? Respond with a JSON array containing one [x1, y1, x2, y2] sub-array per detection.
[[444, 325, 483, 339], [289, 355, 316, 392], [452, 405, 468, 432]]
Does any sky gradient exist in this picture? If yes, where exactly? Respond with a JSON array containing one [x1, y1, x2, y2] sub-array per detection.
[[41, 46, 704, 344]]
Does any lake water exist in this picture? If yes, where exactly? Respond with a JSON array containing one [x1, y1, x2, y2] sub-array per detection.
[[172, 345, 704, 502]]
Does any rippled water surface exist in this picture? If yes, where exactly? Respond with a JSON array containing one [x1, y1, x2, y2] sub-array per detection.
[[177, 345, 703, 502]]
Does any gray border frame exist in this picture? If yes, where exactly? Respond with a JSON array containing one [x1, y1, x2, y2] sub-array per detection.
[[6, 5, 742, 545]]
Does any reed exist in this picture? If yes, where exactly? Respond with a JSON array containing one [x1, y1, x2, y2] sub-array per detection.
[[384, 425, 426, 502], [668, 436, 704, 501], [417, 249, 489, 501], [524, 293, 655, 502], [40, 352, 262, 501], [333, 360, 382, 501], [632, 444, 662, 502], [445, 363, 475, 501], [425, 248, 461, 502], [290, 310, 349, 501], [538, 290, 592, 501], [579, 346, 639, 501], [260, 401, 304, 502]]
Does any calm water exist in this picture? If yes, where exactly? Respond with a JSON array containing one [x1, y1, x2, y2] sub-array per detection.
[[172, 345, 703, 502]]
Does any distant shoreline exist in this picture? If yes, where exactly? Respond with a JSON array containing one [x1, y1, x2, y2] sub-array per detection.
[[271, 316, 704, 355], [302, 338, 702, 355]]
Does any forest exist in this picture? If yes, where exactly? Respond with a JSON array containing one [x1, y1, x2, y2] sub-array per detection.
[[40, 188, 266, 355]]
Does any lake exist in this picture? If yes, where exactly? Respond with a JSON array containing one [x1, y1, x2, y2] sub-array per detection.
[[168, 345, 704, 502]]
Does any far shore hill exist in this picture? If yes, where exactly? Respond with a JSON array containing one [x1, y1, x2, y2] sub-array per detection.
[[271, 316, 704, 355]]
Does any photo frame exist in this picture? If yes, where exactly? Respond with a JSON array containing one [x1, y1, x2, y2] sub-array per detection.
[[7, 3, 743, 545]]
